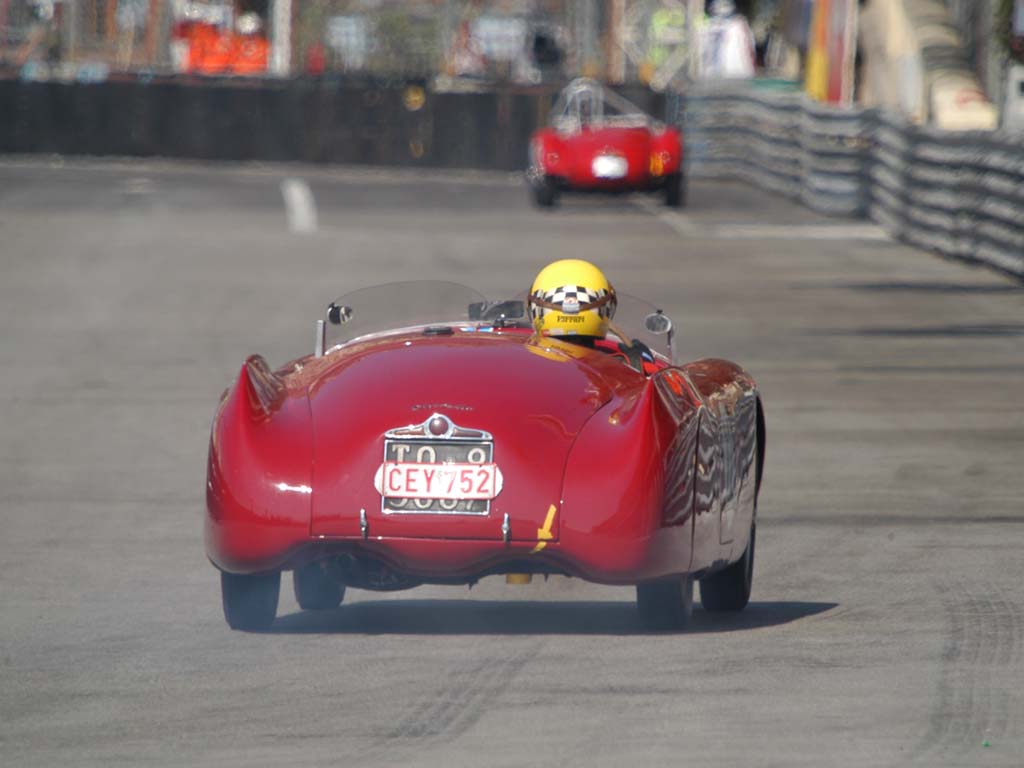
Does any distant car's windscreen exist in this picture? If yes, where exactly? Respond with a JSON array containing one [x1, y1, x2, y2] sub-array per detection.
[[551, 80, 653, 131]]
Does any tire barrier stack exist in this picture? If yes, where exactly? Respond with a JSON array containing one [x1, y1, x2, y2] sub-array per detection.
[[871, 113, 1024, 277], [680, 83, 1024, 278], [680, 85, 871, 218]]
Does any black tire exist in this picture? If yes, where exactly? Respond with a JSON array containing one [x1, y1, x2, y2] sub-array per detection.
[[221, 570, 280, 631], [532, 177, 558, 208], [664, 171, 686, 208], [636, 575, 694, 631], [700, 523, 756, 612], [293, 562, 345, 611]]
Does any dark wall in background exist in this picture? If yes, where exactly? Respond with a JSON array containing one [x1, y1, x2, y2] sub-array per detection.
[[0, 77, 664, 171]]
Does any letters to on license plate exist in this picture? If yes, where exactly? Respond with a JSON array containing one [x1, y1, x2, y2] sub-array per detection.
[[374, 440, 503, 514]]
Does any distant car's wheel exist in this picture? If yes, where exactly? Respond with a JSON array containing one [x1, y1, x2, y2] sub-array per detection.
[[532, 177, 558, 208], [664, 171, 686, 208], [637, 575, 694, 630], [700, 523, 755, 612], [293, 562, 345, 611], [221, 570, 280, 631]]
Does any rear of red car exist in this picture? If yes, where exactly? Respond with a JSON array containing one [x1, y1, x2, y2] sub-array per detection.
[[529, 124, 684, 207], [205, 333, 703, 629]]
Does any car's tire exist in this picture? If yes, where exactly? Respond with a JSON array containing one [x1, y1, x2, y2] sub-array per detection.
[[221, 570, 280, 631], [700, 523, 756, 612], [637, 575, 694, 631], [664, 171, 686, 208], [293, 562, 345, 611], [532, 177, 558, 208]]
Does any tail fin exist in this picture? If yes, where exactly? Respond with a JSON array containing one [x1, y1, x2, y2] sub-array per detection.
[[239, 355, 285, 419]]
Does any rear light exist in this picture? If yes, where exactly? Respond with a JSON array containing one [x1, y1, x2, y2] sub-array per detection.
[[546, 152, 559, 165], [649, 150, 672, 176]]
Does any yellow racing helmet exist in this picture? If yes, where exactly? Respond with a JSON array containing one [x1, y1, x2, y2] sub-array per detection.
[[528, 259, 617, 339]]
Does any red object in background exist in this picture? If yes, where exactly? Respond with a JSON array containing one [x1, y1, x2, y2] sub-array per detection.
[[205, 283, 764, 630], [306, 41, 326, 75], [527, 78, 686, 209]]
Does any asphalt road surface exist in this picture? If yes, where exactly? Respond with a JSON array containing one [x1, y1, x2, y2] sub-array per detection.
[[2, 158, 1022, 767]]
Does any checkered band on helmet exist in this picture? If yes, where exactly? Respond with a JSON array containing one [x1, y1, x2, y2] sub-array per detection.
[[529, 284, 615, 321]]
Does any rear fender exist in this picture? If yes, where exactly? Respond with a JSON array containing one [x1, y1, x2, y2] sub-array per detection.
[[205, 355, 313, 573], [531, 129, 565, 177], [559, 381, 690, 580]]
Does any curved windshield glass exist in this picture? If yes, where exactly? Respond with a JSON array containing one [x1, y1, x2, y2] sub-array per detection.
[[551, 78, 659, 132], [322, 281, 676, 363], [324, 281, 490, 350]]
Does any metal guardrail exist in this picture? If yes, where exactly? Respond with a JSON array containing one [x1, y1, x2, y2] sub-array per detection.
[[681, 84, 1024, 278]]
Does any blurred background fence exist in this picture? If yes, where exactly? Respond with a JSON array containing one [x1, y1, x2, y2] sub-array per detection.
[[682, 82, 1024, 278], [0, 0, 720, 83]]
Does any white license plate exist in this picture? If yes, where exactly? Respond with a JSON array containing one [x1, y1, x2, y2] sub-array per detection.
[[374, 462, 503, 501], [592, 155, 628, 179]]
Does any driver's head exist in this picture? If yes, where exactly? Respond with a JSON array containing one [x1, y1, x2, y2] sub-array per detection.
[[528, 259, 617, 341]]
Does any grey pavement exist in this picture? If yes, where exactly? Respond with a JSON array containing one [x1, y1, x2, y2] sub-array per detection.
[[1, 158, 1022, 766]]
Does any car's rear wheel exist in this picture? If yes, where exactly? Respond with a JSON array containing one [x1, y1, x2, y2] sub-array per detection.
[[664, 171, 686, 208], [636, 575, 694, 630], [293, 561, 345, 611], [700, 523, 755, 612], [221, 570, 280, 631], [532, 177, 558, 208]]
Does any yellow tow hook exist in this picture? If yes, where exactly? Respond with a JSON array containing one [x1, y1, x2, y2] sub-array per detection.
[[530, 504, 557, 554]]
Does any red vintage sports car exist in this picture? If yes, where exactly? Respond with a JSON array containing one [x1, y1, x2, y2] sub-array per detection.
[[527, 78, 686, 208], [205, 282, 763, 631]]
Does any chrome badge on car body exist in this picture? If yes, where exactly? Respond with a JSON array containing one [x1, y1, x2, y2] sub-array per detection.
[[373, 413, 503, 515]]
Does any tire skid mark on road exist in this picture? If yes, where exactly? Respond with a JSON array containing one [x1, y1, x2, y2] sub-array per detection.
[[383, 644, 538, 739], [351, 641, 542, 763], [914, 579, 1024, 758]]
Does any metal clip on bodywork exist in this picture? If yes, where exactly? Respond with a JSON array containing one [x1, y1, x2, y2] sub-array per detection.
[[360, 509, 368, 539], [502, 513, 511, 543]]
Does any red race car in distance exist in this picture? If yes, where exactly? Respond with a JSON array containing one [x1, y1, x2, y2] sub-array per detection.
[[205, 282, 763, 632], [528, 78, 686, 208]]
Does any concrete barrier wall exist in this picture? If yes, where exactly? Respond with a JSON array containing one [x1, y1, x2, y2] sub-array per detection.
[[0, 76, 663, 171]]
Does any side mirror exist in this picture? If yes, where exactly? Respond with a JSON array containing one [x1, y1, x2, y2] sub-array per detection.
[[327, 303, 353, 325], [643, 310, 672, 335]]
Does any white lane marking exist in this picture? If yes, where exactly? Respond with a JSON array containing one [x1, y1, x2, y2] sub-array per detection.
[[123, 177, 153, 195], [711, 223, 889, 241], [280, 177, 318, 233], [631, 195, 701, 236]]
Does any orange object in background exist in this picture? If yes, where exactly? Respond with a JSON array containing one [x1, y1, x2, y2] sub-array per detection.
[[196, 30, 235, 74], [231, 35, 269, 74], [171, 8, 269, 75], [182, 23, 219, 72]]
